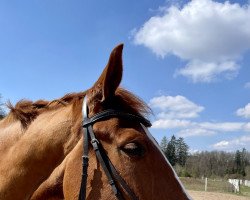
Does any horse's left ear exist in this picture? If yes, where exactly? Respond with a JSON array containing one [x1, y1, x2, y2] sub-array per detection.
[[91, 44, 123, 102]]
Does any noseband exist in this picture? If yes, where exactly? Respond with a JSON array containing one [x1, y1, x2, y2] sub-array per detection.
[[78, 96, 151, 200]]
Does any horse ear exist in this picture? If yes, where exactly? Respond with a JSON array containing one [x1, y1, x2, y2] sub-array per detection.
[[92, 44, 123, 102]]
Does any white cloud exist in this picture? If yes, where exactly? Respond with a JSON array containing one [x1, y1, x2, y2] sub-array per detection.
[[243, 122, 250, 131], [199, 122, 245, 132], [244, 82, 250, 89], [236, 103, 250, 118], [212, 135, 250, 150], [152, 119, 192, 129], [212, 140, 230, 149], [176, 60, 239, 83], [177, 128, 216, 137], [153, 119, 250, 137], [149, 95, 204, 119], [149, 94, 250, 140], [133, 0, 250, 82]]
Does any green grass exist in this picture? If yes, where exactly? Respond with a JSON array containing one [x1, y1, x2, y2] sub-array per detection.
[[179, 177, 250, 197], [240, 185, 250, 197]]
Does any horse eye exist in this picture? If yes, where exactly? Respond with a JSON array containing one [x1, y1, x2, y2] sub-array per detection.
[[120, 142, 145, 157]]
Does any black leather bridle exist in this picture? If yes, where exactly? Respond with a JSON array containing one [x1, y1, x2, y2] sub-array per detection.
[[78, 95, 151, 200]]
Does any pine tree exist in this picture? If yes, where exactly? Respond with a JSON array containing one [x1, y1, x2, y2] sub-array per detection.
[[160, 136, 168, 156], [241, 148, 247, 176], [235, 150, 241, 174], [166, 135, 177, 166], [176, 137, 189, 167], [234, 149, 247, 176]]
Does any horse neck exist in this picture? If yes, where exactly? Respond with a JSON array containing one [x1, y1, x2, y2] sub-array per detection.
[[0, 104, 82, 200], [0, 115, 23, 158], [30, 155, 68, 199]]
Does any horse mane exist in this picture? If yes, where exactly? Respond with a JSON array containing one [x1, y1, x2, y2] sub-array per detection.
[[6, 100, 49, 128], [5, 88, 150, 129]]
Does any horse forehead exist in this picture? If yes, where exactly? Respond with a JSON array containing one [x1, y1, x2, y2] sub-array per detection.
[[92, 118, 147, 142], [93, 118, 144, 131]]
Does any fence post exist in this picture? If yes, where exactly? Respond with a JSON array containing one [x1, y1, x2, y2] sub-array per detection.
[[205, 177, 208, 192], [238, 179, 240, 194]]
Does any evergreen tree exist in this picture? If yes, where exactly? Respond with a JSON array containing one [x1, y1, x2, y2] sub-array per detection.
[[234, 149, 246, 176], [235, 150, 241, 174], [166, 135, 177, 166], [176, 137, 189, 167], [160, 136, 168, 156], [241, 148, 247, 176]]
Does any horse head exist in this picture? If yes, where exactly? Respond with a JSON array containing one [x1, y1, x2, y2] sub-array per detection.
[[63, 44, 191, 200]]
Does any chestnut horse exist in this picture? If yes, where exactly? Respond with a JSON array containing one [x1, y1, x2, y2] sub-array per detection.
[[0, 44, 191, 200]]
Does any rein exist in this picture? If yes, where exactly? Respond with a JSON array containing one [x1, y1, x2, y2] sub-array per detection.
[[78, 96, 151, 200]]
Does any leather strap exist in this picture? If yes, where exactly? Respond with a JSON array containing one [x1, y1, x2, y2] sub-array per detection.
[[88, 124, 125, 200], [78, 95, 149, 200], [106, 152, 139, 200], [78, 97, 89, 200], [83, 109, 151, 128]]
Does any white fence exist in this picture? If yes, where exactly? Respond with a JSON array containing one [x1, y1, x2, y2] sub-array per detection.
[[228, 179, 250, 193], [201, 178, 234, 193], [228, 179, 240, 193], [244, 180, 250, 187]]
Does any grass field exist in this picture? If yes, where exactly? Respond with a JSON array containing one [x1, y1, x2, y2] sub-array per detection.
[[241, 186, 250, 197], [180, 177, 250, 197]]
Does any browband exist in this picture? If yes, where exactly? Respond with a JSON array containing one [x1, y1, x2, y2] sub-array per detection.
[[82, 109, 152, 128]]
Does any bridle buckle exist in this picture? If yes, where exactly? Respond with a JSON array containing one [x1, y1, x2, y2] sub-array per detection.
[[91, 138, 99, 151], [91, 138, 99, 144]]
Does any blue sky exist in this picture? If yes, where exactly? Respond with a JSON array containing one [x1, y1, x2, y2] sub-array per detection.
[[1, 0, 250, 152]]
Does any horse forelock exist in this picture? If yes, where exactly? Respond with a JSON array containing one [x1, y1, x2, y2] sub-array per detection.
[[113, 88, 151, 117]]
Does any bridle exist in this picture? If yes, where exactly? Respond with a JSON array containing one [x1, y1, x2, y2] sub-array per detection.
[[78, 95, 151, 200]]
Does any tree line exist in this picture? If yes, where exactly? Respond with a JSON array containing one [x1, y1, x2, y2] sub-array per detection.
[[160, 135, 250, 179]]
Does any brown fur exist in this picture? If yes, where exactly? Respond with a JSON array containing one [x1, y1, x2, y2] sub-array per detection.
[[0, 95, 84, 199], [7, 100, 47, 127], [4, 89, 149, 131], [0, 44, 190, 200]]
